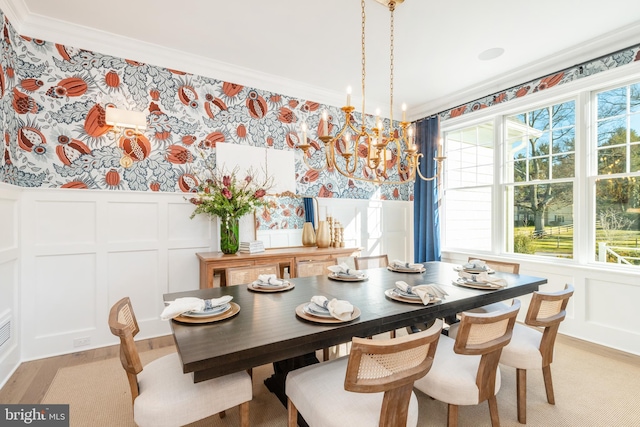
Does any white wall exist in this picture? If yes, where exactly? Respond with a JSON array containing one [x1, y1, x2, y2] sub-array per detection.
[[0, 183, 21, 386], [442, 251, 640, 356], [0, 184, 413, 387]]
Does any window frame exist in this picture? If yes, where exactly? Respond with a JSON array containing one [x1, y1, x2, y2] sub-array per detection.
[[439, 61, 640, 271]]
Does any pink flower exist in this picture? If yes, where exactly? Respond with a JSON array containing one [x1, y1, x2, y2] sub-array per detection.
[[222, 188, 232, 199], [222, 175, 231, 187], [245, 175, 252, 183], [254, 189, 266, 198]]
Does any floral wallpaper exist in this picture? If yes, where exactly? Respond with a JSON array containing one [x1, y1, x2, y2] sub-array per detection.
[[440, 44, 640, 121], [255, 195, 305, 231], [0, 10, 414, 201]]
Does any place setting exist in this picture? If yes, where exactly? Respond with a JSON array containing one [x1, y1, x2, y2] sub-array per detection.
[[387, 259, 426, 273], [247, 274, 295, 292], [326, 263, 368, 282], [454, 259, 495, 274], [385, 280, 447, 305], [161, 295, 240, 324], [453, 270, 507, 290], [295, 295, 361, 324]]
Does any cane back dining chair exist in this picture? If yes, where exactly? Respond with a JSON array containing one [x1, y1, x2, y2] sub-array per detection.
[[354, 254, 389, 270], [295, 258, 338, 361], [295, 258, 338, 278], [108, 297, 251, 427], [354, 254, 398, 339], [499, 284, 574, 424], [286, 319, 443, 427], [225, 263, 280, 286], [413, 300, 521, 427]]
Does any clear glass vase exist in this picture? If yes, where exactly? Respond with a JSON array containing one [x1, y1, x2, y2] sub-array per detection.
[[220, 218, 239, 254]]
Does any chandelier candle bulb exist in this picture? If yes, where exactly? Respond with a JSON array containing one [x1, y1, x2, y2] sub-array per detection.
[[346, 86, 352, 106], [402, 103, 407, 122], [301, 122, 307, 145], [322, 110, 328, 136]]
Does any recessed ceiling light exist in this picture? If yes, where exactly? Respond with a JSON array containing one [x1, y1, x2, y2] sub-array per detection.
[[478, 47, 505, 61]]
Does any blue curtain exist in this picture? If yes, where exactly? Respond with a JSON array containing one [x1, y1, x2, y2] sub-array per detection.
[[303, 197, 315, 228], [413, 116, 441, 262]]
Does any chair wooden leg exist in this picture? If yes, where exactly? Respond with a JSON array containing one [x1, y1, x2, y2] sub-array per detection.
[[447, 404, 458, 427], [516, 368, 526, 424], [287, 398, 298, 427], [488, 395, 501, 427], [542, 364, 555, 405], [239, 401, 250, 427], [323, 347, 329, 361], [379, 383, 412, 427], [390, 329, 396, 339]]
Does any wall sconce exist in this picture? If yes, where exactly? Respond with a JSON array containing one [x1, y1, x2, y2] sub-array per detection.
[[105, 106, 147, 168]]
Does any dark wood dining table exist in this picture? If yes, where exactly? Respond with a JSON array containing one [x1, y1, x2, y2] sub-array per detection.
[[164, 261, 547, 399]]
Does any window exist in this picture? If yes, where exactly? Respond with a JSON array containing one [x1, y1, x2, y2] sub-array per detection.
[[441, 76, 640, 268], [443, 122, 494, 251], [505, 101, 576, 258], [594, 83, 640, 265]]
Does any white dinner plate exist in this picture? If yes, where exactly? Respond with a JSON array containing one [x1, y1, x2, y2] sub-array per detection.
[[183, 303, 232, 318], [303, 303, 333, 318]]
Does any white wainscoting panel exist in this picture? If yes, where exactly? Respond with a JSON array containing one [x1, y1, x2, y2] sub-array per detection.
[[442, 250, 640, 356], [35, 200, 96, 247], [34, 254, 96, 339], [19, 188, 214, 360], [0, 184, 21, 388], [107, 202, 159, 243], [168, 248, 205, 294]]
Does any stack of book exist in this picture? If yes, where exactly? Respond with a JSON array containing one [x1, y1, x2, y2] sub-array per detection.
[[239, 241, 265, 254]]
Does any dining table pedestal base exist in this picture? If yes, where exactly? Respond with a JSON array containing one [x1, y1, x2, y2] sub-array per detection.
[[263, 352, 319, 427]]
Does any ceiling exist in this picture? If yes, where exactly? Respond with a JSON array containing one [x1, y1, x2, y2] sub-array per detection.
[[3, 0, 640, 120]]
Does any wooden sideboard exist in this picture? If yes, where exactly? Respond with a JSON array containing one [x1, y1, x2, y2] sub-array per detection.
[[197, 246, 361, 288]]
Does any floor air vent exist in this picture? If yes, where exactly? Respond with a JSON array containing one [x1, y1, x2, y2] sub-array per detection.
[[0, 319, 10, 350]]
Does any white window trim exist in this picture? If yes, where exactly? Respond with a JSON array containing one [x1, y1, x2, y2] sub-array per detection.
[[440, 61, 640, 272]]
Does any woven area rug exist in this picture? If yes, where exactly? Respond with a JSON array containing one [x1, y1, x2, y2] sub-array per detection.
[[42, 337, 640, 426]]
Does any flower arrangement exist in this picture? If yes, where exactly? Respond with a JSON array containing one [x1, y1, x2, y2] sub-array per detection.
[[188, 162, 274, 254], [188, 167, 274, 222]]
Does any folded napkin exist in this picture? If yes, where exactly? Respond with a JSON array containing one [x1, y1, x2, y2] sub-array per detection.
[[327, 263, 364, 277], [252, 274, 284, 287], [310, 295, 354, 321], [458, 271, 507, 288], [391, 260, 424, 270], [395, 281, 447, 305], [161, 295, 233, 320], [463, 259, 488, 271]]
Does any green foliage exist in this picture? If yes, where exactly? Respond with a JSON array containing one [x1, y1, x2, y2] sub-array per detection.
[[514, 233, 535, 254], [187, 162, 274, 223]]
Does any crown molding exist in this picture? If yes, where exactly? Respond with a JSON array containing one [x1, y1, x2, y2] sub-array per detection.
[[0, 1, 348, 109], [410, 20, 640, 120]]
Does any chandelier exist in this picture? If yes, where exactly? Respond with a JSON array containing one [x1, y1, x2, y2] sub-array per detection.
[[296, 0, 445, 185]]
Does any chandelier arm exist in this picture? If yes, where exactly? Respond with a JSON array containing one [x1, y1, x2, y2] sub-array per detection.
[[300, 151, 329, 173]]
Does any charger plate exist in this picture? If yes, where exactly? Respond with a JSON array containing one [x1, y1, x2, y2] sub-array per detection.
[[328, 273, 368, 282], [387, 266, 426, 273], [384, 288, 441, 305], [247, 281, 295, 292], [453, 278, 506, 290], [173, 302, 240, 324], [295, 303, 361, 324]]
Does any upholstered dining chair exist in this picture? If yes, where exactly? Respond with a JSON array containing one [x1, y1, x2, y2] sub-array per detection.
[[295, 258, 338, 361], [295, 258, 337, 278], [354, 254, 398, 339], [413, 300, 521, 427], [354, 254, 389, 270], [225, 263, 280, 286], [286, 319, 442, 427], [108, 297, 251, 427], [468, 257, 520, 274], [499, 284, 574, 424]]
